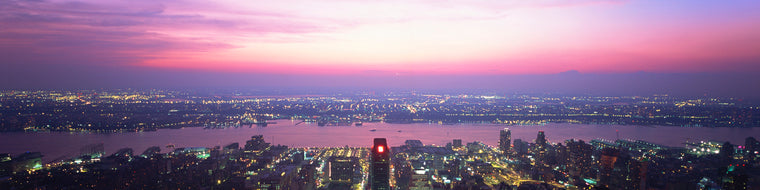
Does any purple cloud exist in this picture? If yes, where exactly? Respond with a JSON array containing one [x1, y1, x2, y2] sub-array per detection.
[[0, 0, 336, 67]]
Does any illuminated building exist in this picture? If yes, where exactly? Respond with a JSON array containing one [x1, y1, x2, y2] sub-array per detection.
[[499, 128, 511, 155], [141, 146, 161, 156], [328, 157, 357, 182], [0, 154, 10, 162], [0, 153, 11, 176], [598, 148, 620, 187], [722, 164, 748, 190], [535, 131, 547, 164], [11, 152, 42, 174], [453, 139, 462, 148], [410, 160, 431, 189], [80, 143, 104, 159], [112, 148, 133, 157], [565, 139, 593, 179], [608, 154, 648, 190], [686, 140, 724, 156], [244, 135, 270, 154], [371, 138, 390, 190]]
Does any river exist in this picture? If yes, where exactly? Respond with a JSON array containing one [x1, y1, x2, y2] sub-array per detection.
[[1, 120, 757, 163]]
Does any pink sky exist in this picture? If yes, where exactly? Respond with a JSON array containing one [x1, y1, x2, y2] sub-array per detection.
[[2, 0, 760, 75]]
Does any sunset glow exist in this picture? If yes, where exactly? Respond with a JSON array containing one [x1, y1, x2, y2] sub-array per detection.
[[3, 0, 760, 75]]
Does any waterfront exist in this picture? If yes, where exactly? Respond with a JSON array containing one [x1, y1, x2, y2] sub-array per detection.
[[1, 120, 757, 163]]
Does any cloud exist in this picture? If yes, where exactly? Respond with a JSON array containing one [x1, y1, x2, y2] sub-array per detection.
[[0, 0, 338, 67], [2, 0, 759, 83], [0, 0, 633, 69]]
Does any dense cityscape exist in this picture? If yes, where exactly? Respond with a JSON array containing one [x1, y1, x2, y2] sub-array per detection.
[[1, 130, 758, 189], [1, 89, 758, 132], [0, 89, 758, 189]]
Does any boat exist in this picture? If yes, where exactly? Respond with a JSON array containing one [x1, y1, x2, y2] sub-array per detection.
[[369, 128, 377, 132]]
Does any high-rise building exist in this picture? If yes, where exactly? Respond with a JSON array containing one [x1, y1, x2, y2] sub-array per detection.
[[536, 131, 547, 147], [565, 139, 593, 179], [513, 139, 528, 155], [720, 142, 735, 164], [453, 139, 463, 148], [599, 148, 620, 187], [499, 128, 511, 155], [605, 152, 648, 190], [371, 138, 390, 190], [746, 137, 759, 152], [405, 140, 423, 148], [535, 131, 548, 163], [244, 135, 270, 154], [746, 137, 760, 163]]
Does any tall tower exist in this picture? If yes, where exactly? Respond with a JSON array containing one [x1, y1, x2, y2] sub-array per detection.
[[598, 147, 620, 187], [536, 131, 548, 164], [536, 131, 547, 147], [370, 138, 390, 190], [499, 128, 511, 155]]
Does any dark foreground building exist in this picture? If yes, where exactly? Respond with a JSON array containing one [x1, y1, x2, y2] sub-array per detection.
[[370, 138, 390, 190]]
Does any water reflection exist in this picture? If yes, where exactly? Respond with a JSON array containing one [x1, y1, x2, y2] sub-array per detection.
[[0, 120, 756, 163]]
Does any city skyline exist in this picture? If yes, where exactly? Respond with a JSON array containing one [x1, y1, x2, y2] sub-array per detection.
[[2, 0, 760, 98], [2, 129, 757, 189], [3, 1, 760, 188]]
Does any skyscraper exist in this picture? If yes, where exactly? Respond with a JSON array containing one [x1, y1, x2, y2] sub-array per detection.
[[535, 131, 548, 163], [599, 148, 620, 187], [536, 131, 547, 147], [566, 139, 593, 179], [499, 128, 511, 155], [453, 139, 463, 148], [746, 137, 760, 163], [370, 138, 390, 190]]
